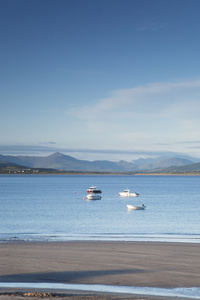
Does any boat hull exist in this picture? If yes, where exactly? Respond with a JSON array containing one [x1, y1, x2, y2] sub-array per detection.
[[87, 194, 102, 200], [119, 192, 139, 197], [127, 204, 146, 210]]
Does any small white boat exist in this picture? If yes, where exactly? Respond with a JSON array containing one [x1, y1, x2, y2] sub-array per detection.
[[127, 204, 146, 210], [119, 189, 139, 197], [87, 193, 101, 200]]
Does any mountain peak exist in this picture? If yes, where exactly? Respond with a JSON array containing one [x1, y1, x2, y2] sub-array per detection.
[[48, 152, 63, 158]]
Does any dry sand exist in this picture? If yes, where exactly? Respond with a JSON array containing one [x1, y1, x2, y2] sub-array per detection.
[[0, 241, 199, 299]]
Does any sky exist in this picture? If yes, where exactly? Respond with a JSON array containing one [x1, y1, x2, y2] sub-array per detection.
[[1, 0, 200, 161]]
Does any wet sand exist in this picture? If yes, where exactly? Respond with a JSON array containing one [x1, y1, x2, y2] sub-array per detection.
[[0, 241, 200, 299]]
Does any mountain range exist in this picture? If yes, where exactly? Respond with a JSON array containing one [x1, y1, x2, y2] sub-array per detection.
[[0, 152, 200, 173]]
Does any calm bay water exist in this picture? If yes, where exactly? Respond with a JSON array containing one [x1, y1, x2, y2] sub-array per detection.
[[0, 174, 200, 243]]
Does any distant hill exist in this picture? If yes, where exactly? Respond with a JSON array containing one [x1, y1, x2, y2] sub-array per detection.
[[149, 162, 200, 174], [0, 160, 31, 174], [0, 160, 62, 174], [0, 152, 129, 172], [0, 152, 199, 173], [132, 156, 196, 170], [0, 161, 24, 168]]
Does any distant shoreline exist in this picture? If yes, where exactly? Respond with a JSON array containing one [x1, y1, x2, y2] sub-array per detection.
[[1, 171, 200, 175]]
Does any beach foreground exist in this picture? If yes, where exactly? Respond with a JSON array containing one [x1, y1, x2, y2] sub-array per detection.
[[0, 241, 199, 299]]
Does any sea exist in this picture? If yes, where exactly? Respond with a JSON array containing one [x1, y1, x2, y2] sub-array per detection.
[[1, 174, 200, 298], [1, 174, 200, 243]]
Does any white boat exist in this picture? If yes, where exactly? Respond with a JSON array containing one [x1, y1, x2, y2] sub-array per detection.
[[87, 186, 102, 194], [86, 186, 102, 200], [119, 189, 139, 197], [127, 204, 146, 210], [87, 193, 101, 200]]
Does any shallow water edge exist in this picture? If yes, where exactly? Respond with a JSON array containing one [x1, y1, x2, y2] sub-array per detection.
[[0, 283, 200, 299]]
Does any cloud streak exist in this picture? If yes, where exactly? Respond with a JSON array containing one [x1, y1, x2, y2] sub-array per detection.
[[136, 22, 168, 31], [0, 144, 188, 158], [67, 78, 200, 121], [3, 78, 199, 160], [65, 78, 200, 158]]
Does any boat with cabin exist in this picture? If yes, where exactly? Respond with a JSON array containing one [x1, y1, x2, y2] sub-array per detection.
[[87, 186, 102, 194], [119, 189, 139, 197], [86, 186, 102, 200]]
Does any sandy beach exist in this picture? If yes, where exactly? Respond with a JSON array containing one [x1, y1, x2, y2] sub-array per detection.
[[0, 241, 200, 299]]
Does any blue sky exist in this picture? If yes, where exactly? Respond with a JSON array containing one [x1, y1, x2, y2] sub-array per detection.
[[1, 0, 200, 161]]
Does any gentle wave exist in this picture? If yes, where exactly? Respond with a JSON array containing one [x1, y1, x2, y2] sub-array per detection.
[[1, 233, 200, 243], [0, 283, 200, 299]]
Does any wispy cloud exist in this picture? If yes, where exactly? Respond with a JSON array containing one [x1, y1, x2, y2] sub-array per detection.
[[136, 22, 168, 31], [67, 78, 200, 122], [66, 78, 200, 157], [42, 108, 60, 113], [55, 68, 107, 76], [0, 144, 183, 158], [177, 141, 200, 144], [0, 145, 59, 155], [39, 141, 56, 145]]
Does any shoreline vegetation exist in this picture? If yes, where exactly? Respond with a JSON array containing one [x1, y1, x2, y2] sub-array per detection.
[[1, 168, 200, 175], [0, 290, 185, 300], [0, 163, 200, 175], [0, 291, 183, 300]]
